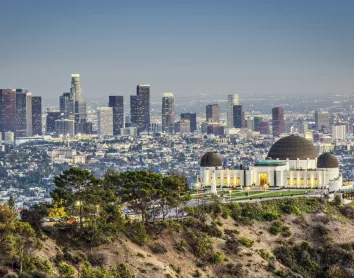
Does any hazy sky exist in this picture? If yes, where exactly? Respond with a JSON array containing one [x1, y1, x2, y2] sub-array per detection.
[[1, 0, 354, 102]]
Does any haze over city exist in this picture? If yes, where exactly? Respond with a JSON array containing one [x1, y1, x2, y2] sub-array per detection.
[[1, 0, 354, 101]]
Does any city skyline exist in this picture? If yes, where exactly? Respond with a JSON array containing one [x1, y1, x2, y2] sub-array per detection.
[[1, 1, 354, 100]]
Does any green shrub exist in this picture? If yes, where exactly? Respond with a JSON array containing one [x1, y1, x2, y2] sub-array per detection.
[[185, 229, 214, 259], [174, 239, 188, 251], [259, 249, 273, 261], [210, 251, 225, 264], [58, 262, 75, 278], [149, 242, 167, 254], [238, 236, 253, 247], [125, 220, 148, 246], [269, 221, 282, 235], [281, 225, 291, 237], [225, 234, 241, 254]]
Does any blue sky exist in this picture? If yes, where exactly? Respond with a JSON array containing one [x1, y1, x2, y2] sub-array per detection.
[[1, 0, 354, 101]]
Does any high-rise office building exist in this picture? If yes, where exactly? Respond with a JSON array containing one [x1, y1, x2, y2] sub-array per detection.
[[70, 74, 87, 131], [314, 111, 330, 130], [46, 112, 63, 134], [130, 95, 146, 133], [108, 96, 124, 135], [206, 104, 220, 123], [0, 89, 17, 136], [227, 94, 239, 128], [254, 116, 264, 132], [97, 107, 113, 136], [60, 92, 75, 120], [272, 107, 285, 137], [136, 84, 150, 131], [181, 113, 197, 132], [233, 105, 244, 128], [71, 74, 81, 102], [15, 90, 32, 137], [175, 119, 190, 133], [332, 124, 346, 141], [55, 119, 75, 137], [32, 96, 42, 135], [162, 92, 175, 133]]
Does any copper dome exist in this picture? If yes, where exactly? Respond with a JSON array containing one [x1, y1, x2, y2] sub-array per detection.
[[200, 152, 222, 167], [317, 152, 338, 168], [267, 135, 318, 160]]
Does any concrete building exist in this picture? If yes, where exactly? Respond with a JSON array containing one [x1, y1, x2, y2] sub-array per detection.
[[332, 124, 346, 141], [97, 107, 113, 136], [199, 135, 342, 194], [181, 113, 197, 132], [55, 119, 75, 137], [175, 119, 191, 133], [315, 110, 330, 130]]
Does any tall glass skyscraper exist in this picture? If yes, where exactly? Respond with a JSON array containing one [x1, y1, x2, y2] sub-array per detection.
[[136, 84, 150, 131], [162, 92, 175, 133], [130, 95, 146, 133], [109, 96, 124, 135], [0, 89, 16, 136], [32, 96, 42, 135], [60, 92, 75, 120], [227, 94, 239, 128], [181, 113, 197, 132], [206, 104, 220, 123], [272, 107, 285, 137], [16, 89, 32, 137], [233, 105, 244, 128], [70, 74, 87, 131]]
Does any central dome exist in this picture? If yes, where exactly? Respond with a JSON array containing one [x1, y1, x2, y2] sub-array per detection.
[[267, 135, 318, 160], [200, 152, 222, 167]]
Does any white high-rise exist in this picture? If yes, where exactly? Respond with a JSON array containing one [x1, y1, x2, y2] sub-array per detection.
[[227, 94, 239, 128], [332, 124, 346, 141], [97, 107, 113, 136]]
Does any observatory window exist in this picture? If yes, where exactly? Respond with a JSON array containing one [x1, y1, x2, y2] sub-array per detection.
[[300, 178, 304, 185], [217, 177, 221, 184], [237, 177, 241, 185], [293, 178, 297, 185], [307, 178, 311, 185], [230, 177, 235, 185], [314, 178, 318, 186], [287, 178, 290, 185], [223, 177, 227, 184]]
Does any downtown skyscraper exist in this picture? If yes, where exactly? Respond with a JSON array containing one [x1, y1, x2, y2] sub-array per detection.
[[181, 113, 197, 133], [162, 92, 175, 133], [70, 74, 87, 131], [227, 94, 239, 128], [131, 84, 150, 133], [206, 104, 220, 123], [233, 105, 244, 128], [0, 89, 16, 136], [272, 107, 285, 137], [32, 96, 42, 135], [108, 96, 124, 135], [15, 89, 32, 137]]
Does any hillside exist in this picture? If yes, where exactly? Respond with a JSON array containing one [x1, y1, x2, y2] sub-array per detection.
[[2, 196, 354, 278]]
